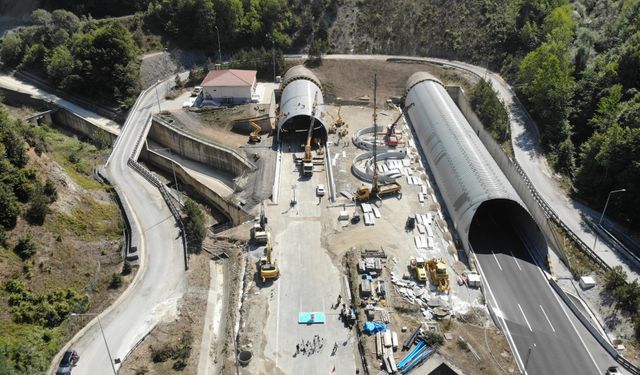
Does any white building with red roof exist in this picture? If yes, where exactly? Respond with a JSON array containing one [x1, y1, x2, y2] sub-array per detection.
[[200, 69, 257, 105]]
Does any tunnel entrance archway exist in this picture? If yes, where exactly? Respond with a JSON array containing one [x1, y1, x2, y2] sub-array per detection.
[[279, 115, 328, 144], [469, 199, 548, 263]]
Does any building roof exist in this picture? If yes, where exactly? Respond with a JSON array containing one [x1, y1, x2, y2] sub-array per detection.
[[201, 69, 257, 87]]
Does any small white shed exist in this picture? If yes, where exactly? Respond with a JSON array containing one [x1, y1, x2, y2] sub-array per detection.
[[200, 69, 257, 105]]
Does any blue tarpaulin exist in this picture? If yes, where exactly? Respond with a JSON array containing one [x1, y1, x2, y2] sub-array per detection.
[[363, 321, 387, 334], [361, 274, 372, 280]]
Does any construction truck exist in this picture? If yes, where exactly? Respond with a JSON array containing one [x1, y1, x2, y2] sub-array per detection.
[[385, 102, 414, 147], [301, 93, 319, 176], [354, 74, 402, 201], [259, 240, 280, 283], [355, 182, 402, 201], [410, 257, 428, 282], [426, 258, 450, 293], [248, 120, 262, 143]]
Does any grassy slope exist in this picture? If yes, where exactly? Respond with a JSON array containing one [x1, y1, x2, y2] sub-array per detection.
[[0, 119, 124, 374]]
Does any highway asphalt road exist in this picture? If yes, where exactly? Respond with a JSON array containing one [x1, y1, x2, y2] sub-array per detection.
[[471, 210, 619, 374], [262, 138, 357, 374], [59, 77, 187, 375]]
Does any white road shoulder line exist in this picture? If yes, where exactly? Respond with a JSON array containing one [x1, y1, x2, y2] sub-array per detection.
[[510, 251, 522, 271], [539, 305, 556, 333], [518, 304, 533, 332], [491, 251, 503, 271]]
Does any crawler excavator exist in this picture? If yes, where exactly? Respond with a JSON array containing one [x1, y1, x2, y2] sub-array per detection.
[[385, 102, 414, 147], [354, 75, 402, 201], [259, 237, 280, 284], [248, 120, 262, 143]]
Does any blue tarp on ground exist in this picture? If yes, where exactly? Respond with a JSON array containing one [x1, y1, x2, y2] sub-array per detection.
[[363, 321, 387, 334], [361, 274, 372, 280], [298, 312, 326, 324]]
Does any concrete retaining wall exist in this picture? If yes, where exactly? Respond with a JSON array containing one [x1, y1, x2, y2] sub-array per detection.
[[446, 86, 568, 265], [148, 117, 255, 177], [143, 148, 252, 225], [52, 108, 118, 145]]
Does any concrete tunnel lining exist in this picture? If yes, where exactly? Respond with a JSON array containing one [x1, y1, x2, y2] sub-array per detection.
[[404, 72, 547, 257], [278, 66, 328, 144]]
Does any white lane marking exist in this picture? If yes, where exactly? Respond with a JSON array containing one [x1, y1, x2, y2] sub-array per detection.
[[472, 253, 526, 372], [518, 304, 533, 332], [512, 225, 601, 373], [491, 251, 503, 271], [540, 305, 556, 332], [510, 251, 522, 271]]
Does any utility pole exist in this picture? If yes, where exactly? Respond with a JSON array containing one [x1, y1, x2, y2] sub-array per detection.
[[214, 26, 222, 64], [70, 313, 117, 375], [272, 39, 276, 83]]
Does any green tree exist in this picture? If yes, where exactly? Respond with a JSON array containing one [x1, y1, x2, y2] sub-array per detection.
[[45, 45, 74, 86], [517, 39, 574, 147], [14, 237, 38, 260], [0, 183, 20, 229], [26, 184, 49, 225], [43, 179, 57, 203], [20, 43, 48, 72], [0, 126, 27, 168], [605, 266, 627, 291], [469, 79, 510, 142], [0, 33, 24, 68], [109, 273, 123, 289], [182, 199, 206, 253]]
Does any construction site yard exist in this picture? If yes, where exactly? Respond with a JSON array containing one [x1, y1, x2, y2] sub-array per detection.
[[234, 89, 514, 374]]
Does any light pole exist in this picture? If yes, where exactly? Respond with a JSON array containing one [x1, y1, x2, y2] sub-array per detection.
[[147, 145, 181, 202], [524, 343, 536, 372], [592, 188, 626, 252], [70, 313, 117, 375], [214, 26, 222, 64]]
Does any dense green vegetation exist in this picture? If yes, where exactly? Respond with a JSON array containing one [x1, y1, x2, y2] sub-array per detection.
[[0, 9, 141, 106], [469, 79, 510, 143], [0, 107, 55, 231], [604, 266, 640, 339], [182, 199, 206, 253]]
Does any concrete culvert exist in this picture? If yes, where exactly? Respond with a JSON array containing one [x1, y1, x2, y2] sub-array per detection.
[[237, 350, 252, 366]]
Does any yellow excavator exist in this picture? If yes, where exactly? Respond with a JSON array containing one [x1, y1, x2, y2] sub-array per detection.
[[355, 75, 402, 201], [259, 238, 280, 284], [301, 93, 319, 176], [426, 258, 450, 293], [248, 120, 262, 143]]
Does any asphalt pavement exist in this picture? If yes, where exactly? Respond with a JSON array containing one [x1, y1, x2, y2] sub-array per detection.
[[470, 210, 619, 374], [262, 138, 357, 374], [54, 77, 188, 375]]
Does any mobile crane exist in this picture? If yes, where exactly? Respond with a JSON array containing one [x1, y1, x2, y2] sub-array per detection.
[[301, 93, 319, 176], [355, 75, 402, 201], [385, 102, 414, 147]]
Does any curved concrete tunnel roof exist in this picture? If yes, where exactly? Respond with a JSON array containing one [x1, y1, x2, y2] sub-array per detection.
[[278, 65, 328, 143], [404, 72, 546, 254]]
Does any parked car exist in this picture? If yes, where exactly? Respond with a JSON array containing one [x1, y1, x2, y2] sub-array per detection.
[[316, 184, 325, 196], [606, 367, 620, 375], [56, 350, 79, 375], [191, 86, 202, 97]]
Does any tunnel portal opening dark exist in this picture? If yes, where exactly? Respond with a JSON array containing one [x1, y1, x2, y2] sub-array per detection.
[[469, 199, 548, 264], [280, 115, 328, 145]]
